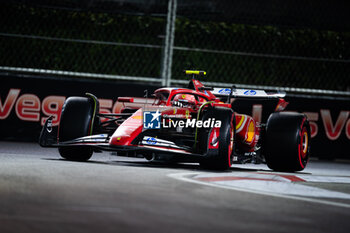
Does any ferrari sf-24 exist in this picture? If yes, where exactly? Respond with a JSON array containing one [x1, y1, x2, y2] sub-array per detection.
[[40, 70, 310, 171]]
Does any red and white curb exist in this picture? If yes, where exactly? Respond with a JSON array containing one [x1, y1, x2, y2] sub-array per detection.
[[194, 172, 350, 199], [168, 172, 350, 208]]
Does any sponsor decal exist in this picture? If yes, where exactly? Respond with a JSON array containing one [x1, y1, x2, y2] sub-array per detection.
[[143, 110, 161, 129], [244, 90, 257, 96], [46, 117, 53, 133], [185, 110, 190, 119], [218, 88, 231, 95], [146, 137, 157, 145]]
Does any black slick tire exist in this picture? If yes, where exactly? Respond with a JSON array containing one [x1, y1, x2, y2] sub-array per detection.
[[58, 97, 95, 161], [264, 112, 310, 172]]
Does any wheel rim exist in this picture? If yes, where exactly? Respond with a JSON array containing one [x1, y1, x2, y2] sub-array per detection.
[[300, 127, 308, 159]]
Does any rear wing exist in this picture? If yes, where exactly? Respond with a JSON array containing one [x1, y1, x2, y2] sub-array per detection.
[[212, 87, 286, 99], [182, 70, 285, 99]]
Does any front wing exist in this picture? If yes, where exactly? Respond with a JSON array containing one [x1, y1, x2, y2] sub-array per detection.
[[39, 116, 203, 157]]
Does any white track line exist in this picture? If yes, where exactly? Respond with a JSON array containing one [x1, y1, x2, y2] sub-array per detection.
[[168, 172, 350, 209]]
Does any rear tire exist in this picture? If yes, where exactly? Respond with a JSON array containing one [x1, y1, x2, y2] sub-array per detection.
[[264, 112, 310, 172], [58, 97, 95, 161], [199, 107, 235, 170]]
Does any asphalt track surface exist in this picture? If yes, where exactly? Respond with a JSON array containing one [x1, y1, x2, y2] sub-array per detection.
[[1, 141, 350, 233]]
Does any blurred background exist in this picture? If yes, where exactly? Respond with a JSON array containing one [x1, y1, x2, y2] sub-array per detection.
[[0, 0, 349, 93]]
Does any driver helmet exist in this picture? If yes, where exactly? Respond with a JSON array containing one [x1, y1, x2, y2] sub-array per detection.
[[173, 94, 196, 106]]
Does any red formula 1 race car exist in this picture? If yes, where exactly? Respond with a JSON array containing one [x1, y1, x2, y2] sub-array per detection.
[[40, 70, 310, 171]]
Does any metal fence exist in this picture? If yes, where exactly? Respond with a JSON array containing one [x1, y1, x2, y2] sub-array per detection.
[[0, 0, 349, 94]]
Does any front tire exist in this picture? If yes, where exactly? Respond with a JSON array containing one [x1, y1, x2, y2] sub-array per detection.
[[58, 97, 96, 161], [264, 112, 310, 172]]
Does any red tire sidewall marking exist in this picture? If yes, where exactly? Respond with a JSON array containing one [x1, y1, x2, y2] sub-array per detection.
[[298, 118, 307, 169], [228, 113, 235, 167]]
